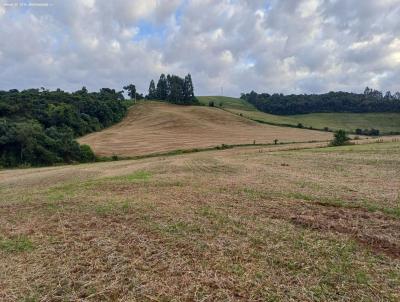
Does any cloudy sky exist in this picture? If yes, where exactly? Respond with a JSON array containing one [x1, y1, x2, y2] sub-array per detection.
[[0, 0, 399, 96]]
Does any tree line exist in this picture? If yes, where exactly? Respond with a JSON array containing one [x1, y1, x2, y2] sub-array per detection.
[[0, 87, 128, 167], [122, 73, 198, 105], [146, 73, 198, 105], [240, 87, 400, 115]]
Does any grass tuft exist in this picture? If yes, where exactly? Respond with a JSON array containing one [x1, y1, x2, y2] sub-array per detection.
[[0, 236, 34, 253]]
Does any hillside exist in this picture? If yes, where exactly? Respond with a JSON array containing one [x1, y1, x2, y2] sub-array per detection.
[[197, 96, 256, 111], [202, 96, 400, 134], [79, 101, 331, 157]]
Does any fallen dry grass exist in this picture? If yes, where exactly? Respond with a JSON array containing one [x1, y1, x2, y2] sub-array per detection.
[[78, 102, 332, 157], [0, 141, 399, 301]]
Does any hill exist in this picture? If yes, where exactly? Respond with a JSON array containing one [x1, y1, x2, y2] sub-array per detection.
[[1, 140, 399, 300], [78, 101, 331, 157], [197, 96, 256, 111], [202, 96, 400, 134]]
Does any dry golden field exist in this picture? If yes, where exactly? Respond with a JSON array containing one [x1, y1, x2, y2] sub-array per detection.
[[78, 102, 332, 157], [1, 141, 399, 301]]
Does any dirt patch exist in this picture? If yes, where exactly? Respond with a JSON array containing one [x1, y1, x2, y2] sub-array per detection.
[[276, 202, 400, 258]]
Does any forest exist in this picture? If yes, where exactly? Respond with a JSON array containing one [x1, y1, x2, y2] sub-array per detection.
[[0, 73, 199, 168], [240, 87, 400, 115], [0, 87, 128, 167]]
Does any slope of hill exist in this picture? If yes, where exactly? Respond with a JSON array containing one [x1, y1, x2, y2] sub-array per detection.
[[201, 96, 400, 134], [78, 101, 331, 156], [197, 96, 256, 111]]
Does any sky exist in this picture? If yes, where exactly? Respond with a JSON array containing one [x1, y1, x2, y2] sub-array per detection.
[[0, 0, 399, 97]]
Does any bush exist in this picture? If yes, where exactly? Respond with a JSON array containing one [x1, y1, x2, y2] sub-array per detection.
[[330, 130, 351, 146], [208, 101, 215, 107], [79, 144, 96, 163], [355, 128, 380, 136]]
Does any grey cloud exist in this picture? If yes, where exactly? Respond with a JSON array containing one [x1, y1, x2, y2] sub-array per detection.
[[0, 0, 399, 96]]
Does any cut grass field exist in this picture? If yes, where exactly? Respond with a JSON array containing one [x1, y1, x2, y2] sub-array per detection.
[[79, 101, 331, 157], [1, 141, 399, 301], [200, 96, 400, 134]]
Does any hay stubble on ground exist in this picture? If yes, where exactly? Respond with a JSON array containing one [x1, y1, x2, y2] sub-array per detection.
[[78, 102, 332, 157], [0, 141, 399, 301]]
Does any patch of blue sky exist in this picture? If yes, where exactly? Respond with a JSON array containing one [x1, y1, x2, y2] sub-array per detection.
[[133, 20, 167, 42]]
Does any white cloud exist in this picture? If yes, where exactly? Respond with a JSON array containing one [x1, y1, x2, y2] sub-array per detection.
[[0, 0, 399, 95]]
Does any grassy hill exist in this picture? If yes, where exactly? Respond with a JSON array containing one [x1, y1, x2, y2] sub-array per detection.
[[197, 96, 256, 111], [200, 96, 400, 134], [79, 101, 330, 157], [1, 140, 399, 300]]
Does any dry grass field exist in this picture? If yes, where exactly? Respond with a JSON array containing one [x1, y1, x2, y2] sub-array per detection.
[[1, 140, 399, 301], [78, 102, 332, 157]]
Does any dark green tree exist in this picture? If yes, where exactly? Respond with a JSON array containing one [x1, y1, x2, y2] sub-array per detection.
[[167, 75, 185, 104], [148, 80, 156, 99], [156, 74, 168, 100], [184, 74, 194, 100], [330, 130, 351, 146]]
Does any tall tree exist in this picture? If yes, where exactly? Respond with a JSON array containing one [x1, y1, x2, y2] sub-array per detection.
[[184, 74, 194, 101], [148, 80, 156, 99], [123, 84, 136, 99], [167, 75, 185, 104], [156, 74, 168, 100]]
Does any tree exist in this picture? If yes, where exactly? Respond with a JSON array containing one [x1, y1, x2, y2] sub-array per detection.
[[330, 130, 351, 146], [150, 73, 199, 105], [123, 84, 136, 99], [184, 74, 194, 100], [167, 75, 185, 104], [148, 80, 156, 99], [156, 74, 168, 100]]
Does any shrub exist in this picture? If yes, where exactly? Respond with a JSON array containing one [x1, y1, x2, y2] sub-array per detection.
[[330, 130, 351, 146], [79, 144, 96, 163], [355, 128, 380, 136], [208, 101, 215, 107]]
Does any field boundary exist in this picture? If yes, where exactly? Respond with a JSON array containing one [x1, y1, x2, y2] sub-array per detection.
[[97, 140, 330, 162], [98, 136, 399, 162]]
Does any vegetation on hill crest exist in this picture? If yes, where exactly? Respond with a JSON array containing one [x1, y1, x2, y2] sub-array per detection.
[[241, 87, 400, 115], [0, 87, 127, 167]]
